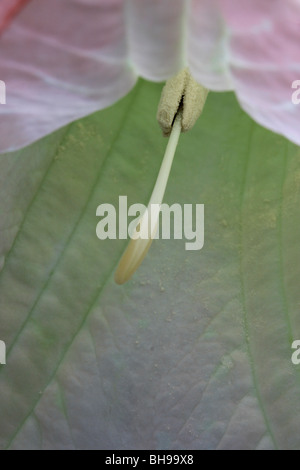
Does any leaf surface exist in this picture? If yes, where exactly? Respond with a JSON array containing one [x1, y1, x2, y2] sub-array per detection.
[[0, 80, 300, 450]]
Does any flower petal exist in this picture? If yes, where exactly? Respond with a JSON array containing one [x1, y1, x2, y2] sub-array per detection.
[[188, 0, 300, 144], [0, 0, 30, 33], [0, 0, 137, 152], [1, 0, 300, 151], [126, 0, 186, 81]]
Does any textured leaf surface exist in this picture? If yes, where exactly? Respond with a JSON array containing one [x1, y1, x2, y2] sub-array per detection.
[[0, 80, 300, 450]]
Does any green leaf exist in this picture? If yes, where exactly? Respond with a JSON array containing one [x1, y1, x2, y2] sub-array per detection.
[[0, 79, 300, 450]]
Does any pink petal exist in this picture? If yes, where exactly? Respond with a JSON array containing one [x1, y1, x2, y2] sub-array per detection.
[[126, 0, 186, 81], [0, 0, 137, 152], [188, 0, 300, 144], [0, 0, 189, 152], [0, 0, 30, 33], [1, 0, 300, 152]]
